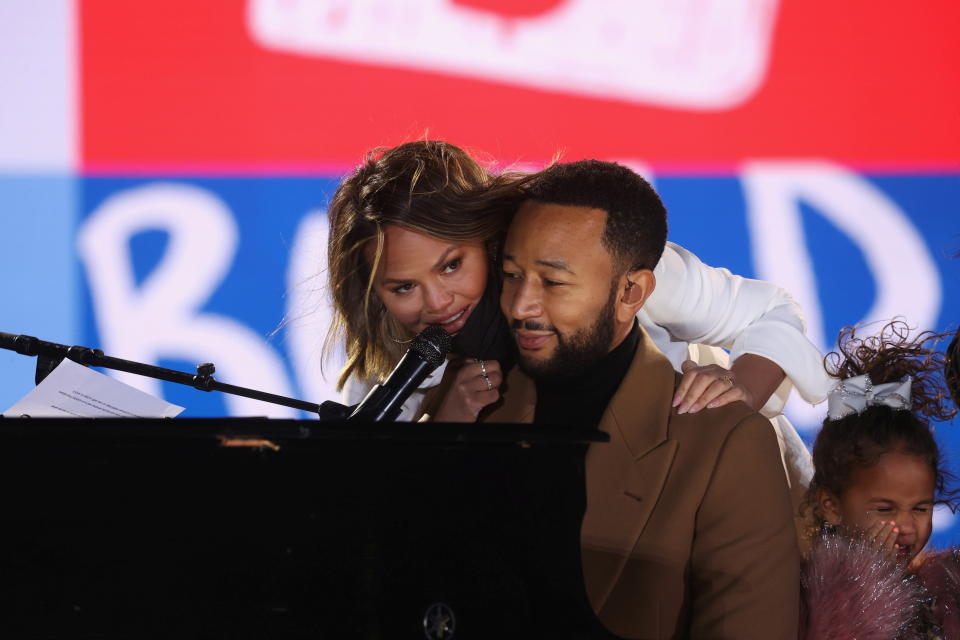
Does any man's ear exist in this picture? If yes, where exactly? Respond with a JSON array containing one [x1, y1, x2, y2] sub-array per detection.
[[615, 269, 655, 323], [816, 488, 843, 527]]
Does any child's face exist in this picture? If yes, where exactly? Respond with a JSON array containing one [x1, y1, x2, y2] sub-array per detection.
[[822, 450, 936, 563]]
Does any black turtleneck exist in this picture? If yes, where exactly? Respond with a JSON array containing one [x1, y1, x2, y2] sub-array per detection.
[[533, 321, 640, 429], [451, 272, 516, 372]]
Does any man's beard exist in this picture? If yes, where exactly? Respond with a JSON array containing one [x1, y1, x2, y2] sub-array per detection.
[[513, 287, 617, 383]]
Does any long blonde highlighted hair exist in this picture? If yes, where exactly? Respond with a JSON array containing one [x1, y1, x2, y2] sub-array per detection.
[[325, 140, 527, 390]]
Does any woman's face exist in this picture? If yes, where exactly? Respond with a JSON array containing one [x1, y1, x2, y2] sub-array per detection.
[[820, 450, 935, 564], [368, 225, 489, 337]]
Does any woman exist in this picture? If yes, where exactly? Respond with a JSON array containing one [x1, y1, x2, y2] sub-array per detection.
[[325, 140, 830, 434]]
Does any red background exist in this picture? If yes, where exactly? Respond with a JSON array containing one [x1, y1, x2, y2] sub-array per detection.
[[81, 0, 960, 170]]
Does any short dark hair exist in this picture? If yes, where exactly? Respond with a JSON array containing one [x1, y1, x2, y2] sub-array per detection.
[[523, 160, 668, 272]]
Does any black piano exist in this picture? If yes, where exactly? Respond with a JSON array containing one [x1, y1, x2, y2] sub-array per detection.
[[0, 418, 620, 639]]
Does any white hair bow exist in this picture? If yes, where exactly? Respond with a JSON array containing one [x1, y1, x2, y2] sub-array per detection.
[[827, 374, 913, 420]]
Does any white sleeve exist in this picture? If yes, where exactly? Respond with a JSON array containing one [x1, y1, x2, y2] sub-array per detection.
[[342, 374, 375, 407], [340, 359, 451, 422], [643, 242, 832, 407]]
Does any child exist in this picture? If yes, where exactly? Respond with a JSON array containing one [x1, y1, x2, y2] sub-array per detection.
[[801, 321, 958, 640]]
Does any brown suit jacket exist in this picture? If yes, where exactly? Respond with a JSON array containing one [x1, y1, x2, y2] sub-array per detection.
[[484, 330, 799, 639]]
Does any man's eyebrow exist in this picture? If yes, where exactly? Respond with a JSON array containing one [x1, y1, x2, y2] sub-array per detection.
[[536, 258, 576, 275], [502, 254, 576, 275]]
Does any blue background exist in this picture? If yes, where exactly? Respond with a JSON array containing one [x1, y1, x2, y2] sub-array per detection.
[[2, 171, 958, 542]]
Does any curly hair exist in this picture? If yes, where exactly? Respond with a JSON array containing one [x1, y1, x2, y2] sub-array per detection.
[[947, 326, 960, 408], [805, 321, 958, 521]]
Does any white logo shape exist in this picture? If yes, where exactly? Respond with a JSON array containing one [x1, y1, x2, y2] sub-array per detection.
[[247, 0, 781, 110], [742, 161, 942, 431]]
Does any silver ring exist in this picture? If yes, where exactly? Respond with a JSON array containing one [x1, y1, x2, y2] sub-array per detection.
[[482, 374, 493, 391], [720, 374, 734, 387], [476, 358, 488, 377]]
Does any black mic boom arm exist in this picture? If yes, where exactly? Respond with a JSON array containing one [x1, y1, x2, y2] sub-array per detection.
[[0, 331, 347, 417]]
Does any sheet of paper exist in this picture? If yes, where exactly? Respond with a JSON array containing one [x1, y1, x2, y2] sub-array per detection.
[[2, 358, 185, 419]]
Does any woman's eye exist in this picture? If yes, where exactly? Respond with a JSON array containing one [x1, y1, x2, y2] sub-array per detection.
[[441, 258, 461, 273], [391, 283, 414, 294], [502, 270, 520, 280], [914, 507, 930, 513]]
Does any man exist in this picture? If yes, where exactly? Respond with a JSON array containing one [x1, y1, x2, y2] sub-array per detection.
[[485, 160, 799, 639]]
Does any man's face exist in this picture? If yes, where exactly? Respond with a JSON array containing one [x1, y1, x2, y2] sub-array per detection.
[[500, 201, 619, 380]]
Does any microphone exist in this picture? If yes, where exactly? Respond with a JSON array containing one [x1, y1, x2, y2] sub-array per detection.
[[348, 325, 452, 422]]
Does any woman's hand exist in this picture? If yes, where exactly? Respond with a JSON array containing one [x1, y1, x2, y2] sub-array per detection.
[[864, 520, 901, 563], [672, 353, 785, 414], [673, 361, 754, 414], [433, 358, 502, 423]]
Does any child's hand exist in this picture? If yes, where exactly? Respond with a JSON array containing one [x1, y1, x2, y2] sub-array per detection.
[[864, 520, 900, 562]]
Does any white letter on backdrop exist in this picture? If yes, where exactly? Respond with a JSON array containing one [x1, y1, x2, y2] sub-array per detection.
[[284, 209, 343, 405], [77, 182, 297, 417], [741, 161, 941, 429]]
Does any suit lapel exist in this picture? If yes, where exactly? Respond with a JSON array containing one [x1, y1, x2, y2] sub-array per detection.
[[600, 328, 676, 461], [582, 329, 680, 612], [483, 329, 682, 613]]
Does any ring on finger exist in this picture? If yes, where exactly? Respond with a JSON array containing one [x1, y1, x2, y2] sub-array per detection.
[[481, 373, 493, 391], [475, 358, 488, 377], [720, 374, 735, 387]]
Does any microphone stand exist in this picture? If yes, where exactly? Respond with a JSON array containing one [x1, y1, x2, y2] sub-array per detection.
[[0, 332, 351, 420]]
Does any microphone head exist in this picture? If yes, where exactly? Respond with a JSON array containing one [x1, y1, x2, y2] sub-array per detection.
[[411, 325, 453, 368]]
